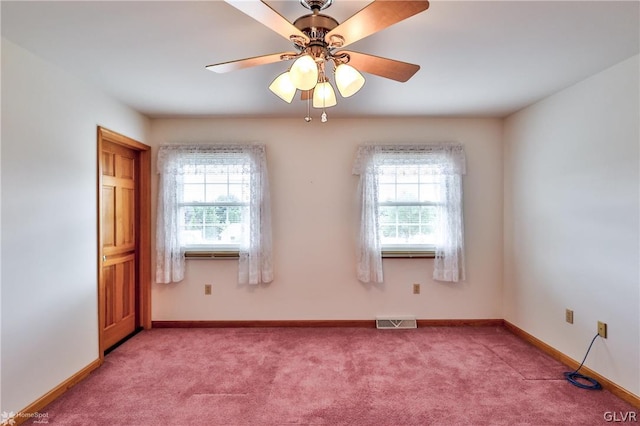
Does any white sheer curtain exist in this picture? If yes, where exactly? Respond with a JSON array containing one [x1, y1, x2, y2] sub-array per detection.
[[156, 144, 273, 285], [238, 146, 273, 284], [353, 146, 384, 283], [352, 143, 466, 283]]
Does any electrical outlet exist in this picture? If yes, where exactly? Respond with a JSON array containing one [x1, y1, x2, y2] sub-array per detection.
[[565, 309, 574, 324], [204, 284, 212, 295], [597, 321, 607, 338], [413, 283, 420, 294]]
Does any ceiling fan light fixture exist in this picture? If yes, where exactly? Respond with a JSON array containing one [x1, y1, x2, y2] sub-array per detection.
[[312, 81, 337, 108], [210, 0, 429, 121], [269, 72, 296, 103], [335, 64, 365, 98], [289, 55, 319, 91]]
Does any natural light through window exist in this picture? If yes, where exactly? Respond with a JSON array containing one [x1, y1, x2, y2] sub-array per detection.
[[378, 164, 441, 252], [179, 164, 249, 250]]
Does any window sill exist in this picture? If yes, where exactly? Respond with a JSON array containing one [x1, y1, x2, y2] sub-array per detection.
[[185, 251, 434, 260], [382, 251, 435, 259], [185, 251, 239, 260]]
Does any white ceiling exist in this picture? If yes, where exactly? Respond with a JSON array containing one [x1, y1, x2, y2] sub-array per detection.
[[2, 1, 638, 119]]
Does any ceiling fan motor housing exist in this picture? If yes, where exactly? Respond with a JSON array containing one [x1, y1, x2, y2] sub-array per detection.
[[293, 14, 338, 44], [293, 13, 341, 64]]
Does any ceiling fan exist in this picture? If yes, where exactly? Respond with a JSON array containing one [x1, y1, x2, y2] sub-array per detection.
[[206, 0, 430, 122]]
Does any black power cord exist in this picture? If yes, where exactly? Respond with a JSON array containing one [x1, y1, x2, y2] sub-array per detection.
[[564, 333, 602, 390]]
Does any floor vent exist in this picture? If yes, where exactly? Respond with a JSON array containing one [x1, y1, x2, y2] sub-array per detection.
[[376, 316, 417, 329]]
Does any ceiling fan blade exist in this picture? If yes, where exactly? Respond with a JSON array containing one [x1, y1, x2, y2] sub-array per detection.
[[339, 50, 420, 82], [326, 0, 429, 48], [205, 52, 296, 74], [225, 0, 309, 44]]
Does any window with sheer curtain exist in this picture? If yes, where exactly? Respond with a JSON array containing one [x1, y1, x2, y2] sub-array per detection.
[[179, 162, 249, 251], [156, 144, 273, 285], [352, 143, 466, 284]]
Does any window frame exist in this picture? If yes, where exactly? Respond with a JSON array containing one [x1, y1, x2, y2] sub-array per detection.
[[176, 155, 252, 258], [376, 163, 442, 257]]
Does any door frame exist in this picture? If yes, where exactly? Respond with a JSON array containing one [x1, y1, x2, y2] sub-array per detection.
[[97, 126, 151, 360]]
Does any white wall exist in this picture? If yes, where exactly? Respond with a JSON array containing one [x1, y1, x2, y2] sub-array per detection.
[[504, 55, 640, 396], [1, 39, 150, 413], [150, 117, 503, 321]]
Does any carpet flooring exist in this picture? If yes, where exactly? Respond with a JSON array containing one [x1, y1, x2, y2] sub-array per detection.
[[27, 326, 636, 425]]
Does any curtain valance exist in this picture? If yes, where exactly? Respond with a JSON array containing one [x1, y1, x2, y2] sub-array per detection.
[[352, 143, 466, 176]]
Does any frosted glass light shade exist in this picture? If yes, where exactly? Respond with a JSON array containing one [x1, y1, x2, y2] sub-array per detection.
[[335, 64, 365, 97], [269, 72, 296, 103], [312, 81, 337, 108], [289, 55, 319, 91]]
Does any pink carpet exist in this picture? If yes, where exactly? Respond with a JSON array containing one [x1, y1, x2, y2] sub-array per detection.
[[27, 326, 636, 425]]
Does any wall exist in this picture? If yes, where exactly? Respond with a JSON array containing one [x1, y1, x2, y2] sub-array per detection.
[[1, 39, 150, 413], [503, 55, 640, 395], [150, 117, 503, 321]]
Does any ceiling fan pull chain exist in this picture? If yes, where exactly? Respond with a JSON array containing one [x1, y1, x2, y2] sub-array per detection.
[[321, 68, 328, 123], [305, 96, 312, 122], [321, 87, 328, 123]]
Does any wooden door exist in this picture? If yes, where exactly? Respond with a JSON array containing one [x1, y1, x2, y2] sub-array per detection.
[[100, 140, 138, 349]]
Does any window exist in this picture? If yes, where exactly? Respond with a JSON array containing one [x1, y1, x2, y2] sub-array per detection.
[[353, 144, 466, 283], [377, 164, 441, 253], [179, 163, 249, 252], [156, 145, 273, 285]]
